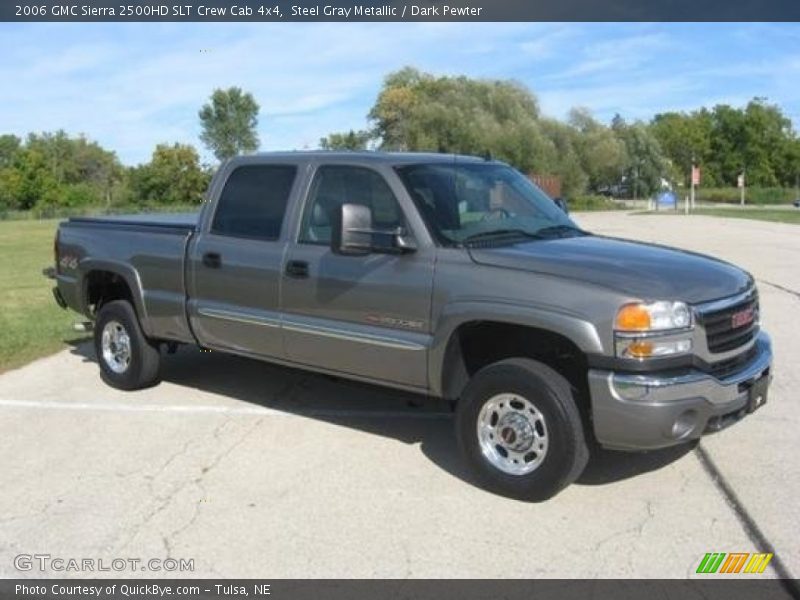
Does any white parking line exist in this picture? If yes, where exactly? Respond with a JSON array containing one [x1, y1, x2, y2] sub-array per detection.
[[0, 398, 451, 419]]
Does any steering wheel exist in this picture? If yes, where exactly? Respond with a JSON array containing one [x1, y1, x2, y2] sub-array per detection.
[[480, 208, 511, 222]]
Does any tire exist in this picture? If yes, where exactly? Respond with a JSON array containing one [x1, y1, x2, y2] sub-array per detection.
[[94, 300, 161, 390], [456, 358, 589, 501]]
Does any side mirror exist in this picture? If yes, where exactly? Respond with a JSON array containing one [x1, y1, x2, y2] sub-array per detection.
[[332, 203, 417, 256], [554, 197, 569, 214], [332, 203, 373, 256]]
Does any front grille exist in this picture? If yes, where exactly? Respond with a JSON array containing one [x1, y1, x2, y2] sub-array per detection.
[[707, 345, 757, 378], [699, 294, 759, 354]]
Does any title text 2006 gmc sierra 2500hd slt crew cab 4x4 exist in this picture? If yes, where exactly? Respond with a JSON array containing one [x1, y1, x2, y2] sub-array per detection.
[[49, 152, 772, 500]]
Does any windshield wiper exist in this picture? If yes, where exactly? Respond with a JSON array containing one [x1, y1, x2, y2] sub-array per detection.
[[533, 224, 589, 238], [461, 229, 541, 246]]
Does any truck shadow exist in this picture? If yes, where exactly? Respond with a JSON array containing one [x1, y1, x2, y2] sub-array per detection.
[[69, 341, 695, 495]]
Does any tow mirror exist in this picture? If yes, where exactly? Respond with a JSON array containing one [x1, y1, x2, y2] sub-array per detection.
[[332, 203, 417, 256], [333, 203, 373, 256]]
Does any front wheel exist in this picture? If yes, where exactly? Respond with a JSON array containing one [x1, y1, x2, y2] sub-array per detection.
[[456, 358, 589, 501], [94, 300, 161, 390]]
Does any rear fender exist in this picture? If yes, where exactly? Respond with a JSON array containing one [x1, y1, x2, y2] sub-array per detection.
[[78, 258, 151, 337]]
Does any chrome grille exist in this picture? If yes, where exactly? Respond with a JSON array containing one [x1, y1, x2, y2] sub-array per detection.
[[698, 292, 759, 354]]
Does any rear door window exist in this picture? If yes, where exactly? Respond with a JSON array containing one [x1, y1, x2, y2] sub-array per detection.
[[212, 165, 297, 240]]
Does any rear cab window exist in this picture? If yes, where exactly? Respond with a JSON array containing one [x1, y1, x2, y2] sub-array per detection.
[[212, 164, 298, 240]]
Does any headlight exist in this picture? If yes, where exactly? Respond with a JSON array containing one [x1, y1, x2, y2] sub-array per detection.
[[614, 301, 693, 359], [615, 301, 692, 332]]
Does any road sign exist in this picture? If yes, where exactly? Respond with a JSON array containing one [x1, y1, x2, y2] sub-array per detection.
[[737, 173, 745, 188], [691, 165, 701, 186]]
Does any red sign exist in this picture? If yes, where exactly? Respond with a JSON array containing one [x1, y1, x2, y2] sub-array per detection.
[[731, 307, 755, 329], [691, 165, 701, 185]]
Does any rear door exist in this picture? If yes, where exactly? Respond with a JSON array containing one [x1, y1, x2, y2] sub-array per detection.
[[186, 162, 299, 358], [281, 163, 435, 389]]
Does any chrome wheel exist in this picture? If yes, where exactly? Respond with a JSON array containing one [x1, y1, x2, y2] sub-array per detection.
[[476, 393, 549, 476], [101, 320, 131, 374]]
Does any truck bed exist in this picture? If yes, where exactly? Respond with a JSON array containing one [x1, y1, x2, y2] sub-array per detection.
[[57, 211, 200, 344], [68, 211, 199, 232]]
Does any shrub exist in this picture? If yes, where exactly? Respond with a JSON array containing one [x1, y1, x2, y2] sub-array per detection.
[[567, 195, 628, 211], [697, 187, 795, 205]]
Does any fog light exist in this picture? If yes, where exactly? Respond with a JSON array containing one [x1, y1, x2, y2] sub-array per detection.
[[672, 410, 698, 439]]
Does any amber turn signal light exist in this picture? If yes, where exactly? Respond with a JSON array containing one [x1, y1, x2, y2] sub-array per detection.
[[615, 304, 652, 331]]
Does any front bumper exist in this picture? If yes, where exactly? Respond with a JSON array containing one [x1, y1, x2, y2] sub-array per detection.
[[588, 332, 772, 451]]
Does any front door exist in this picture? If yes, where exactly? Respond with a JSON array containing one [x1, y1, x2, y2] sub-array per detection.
[[281, 165, 434, 389]]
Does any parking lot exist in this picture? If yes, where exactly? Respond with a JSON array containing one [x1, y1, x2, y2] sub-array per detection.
[[0, 212, 797, 580]]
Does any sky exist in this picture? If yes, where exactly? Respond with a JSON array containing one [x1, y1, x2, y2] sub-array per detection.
[[1, 22, 799, 165]]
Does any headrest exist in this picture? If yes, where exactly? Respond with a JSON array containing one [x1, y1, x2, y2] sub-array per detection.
[[311, 201, 330, 227]]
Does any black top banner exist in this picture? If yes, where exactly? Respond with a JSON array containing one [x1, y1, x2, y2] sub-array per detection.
[[4, 0, 800, 22]]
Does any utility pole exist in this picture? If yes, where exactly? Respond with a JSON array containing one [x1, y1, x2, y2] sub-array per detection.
[[738, 168, 746, 206]]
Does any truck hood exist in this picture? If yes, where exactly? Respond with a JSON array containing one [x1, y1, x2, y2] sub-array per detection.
[[467, 235, 752, 304]]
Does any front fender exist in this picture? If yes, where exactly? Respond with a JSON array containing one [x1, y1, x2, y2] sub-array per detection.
[[428, 300, 603, 397]]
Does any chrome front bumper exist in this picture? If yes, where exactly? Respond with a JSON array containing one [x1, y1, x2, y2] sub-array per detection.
[[588, 332, 773, 450]]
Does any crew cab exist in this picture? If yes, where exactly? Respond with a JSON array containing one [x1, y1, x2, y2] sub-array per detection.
[[49, 152, 772, 500]]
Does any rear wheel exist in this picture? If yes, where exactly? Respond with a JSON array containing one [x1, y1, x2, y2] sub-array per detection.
[[456, 358, 588, 501], [94, 300, 161, 390]]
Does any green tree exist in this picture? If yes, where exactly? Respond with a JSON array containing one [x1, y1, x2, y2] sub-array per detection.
[[129, 143, 209, 206], [539, 118, 588, 198], [649, 99, 798, 188], [2, 148, 60, 210], [0, 134, 21, 168], [367, 67, 557, 176], [568, 108, 626, 193], [615, 118, 669, 198], [18, 131, 122, 209], [784, 138, 800, 193], [739, 98, 794, 187], [0, 166, 22, 210], [319, 129, 374, 150], [199, 87, 260, 161], [650, 110, 713, 185]]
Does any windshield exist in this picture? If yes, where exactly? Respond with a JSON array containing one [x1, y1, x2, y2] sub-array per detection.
[[395, 162, 582, 246]]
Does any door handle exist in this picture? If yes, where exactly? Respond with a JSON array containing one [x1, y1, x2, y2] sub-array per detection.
[[202, 252, 222, 268], [285, 260, 309, 279]]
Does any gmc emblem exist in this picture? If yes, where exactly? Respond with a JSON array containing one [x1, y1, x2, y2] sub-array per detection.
[[731, 307, 755, 329]]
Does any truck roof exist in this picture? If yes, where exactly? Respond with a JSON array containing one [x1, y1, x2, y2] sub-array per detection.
[[234, 150, 499, 165]]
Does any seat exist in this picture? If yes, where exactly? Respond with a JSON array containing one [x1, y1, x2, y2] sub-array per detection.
[[306, 192, 338, 243]]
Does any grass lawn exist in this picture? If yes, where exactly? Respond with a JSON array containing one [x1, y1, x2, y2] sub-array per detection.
[[636, 207, 800, 225], [0, 219, 86, 373], [690, 208, 800, 224]]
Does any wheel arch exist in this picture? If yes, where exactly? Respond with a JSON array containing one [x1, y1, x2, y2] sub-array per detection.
[[79, 259, 150, 336], [430, 302, 603, 402]]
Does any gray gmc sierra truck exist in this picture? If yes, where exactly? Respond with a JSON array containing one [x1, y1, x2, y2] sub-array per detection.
[[49, 152, 772, 500]]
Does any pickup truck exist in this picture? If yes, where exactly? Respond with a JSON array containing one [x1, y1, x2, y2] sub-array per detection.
[[50, 152, 772, 500]]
